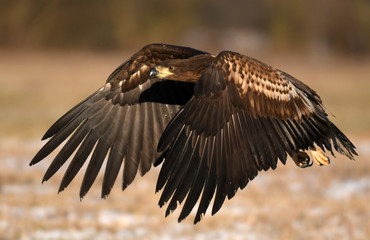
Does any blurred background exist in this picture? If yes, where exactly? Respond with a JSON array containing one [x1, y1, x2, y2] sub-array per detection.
[[1, 0, 369, 239], [1, 0, 369, 55]]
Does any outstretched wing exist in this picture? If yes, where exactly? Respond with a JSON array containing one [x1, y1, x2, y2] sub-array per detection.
[[156, 51, 357, 223], [30, 44, 208, 199]]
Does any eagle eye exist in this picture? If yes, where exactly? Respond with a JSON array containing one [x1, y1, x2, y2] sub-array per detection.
[[169, 65, 175, 71]]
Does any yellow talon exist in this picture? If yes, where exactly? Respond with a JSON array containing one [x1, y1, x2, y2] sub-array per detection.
[[310, 148, 330, 166]]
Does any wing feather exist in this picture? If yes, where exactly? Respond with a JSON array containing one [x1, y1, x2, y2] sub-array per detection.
[[178, 139, 208, 222], [218, 51, 323, 121], [31, 44, 207, 198], [138, 103, 154, 175], [157, 51, 357, 223], [43, 119, 89, 183], [165, 136, 200, 217], [122, 104, 140, 190], [101, 106, 129, 198]]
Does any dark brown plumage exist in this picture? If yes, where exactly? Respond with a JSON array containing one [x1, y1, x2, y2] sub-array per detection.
[[31, 44, 357, 224], [30, 44, 206, 197]]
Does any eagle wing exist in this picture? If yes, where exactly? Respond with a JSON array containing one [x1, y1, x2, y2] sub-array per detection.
[[30, 44, 207, 199], [156, 51, 357, 223]]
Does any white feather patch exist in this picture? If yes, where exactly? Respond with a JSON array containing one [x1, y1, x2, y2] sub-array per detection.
[[99, 83, 111, 92], [128, 64, 150, 82]]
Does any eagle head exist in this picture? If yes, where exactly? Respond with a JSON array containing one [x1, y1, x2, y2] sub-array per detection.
[[149, 54, 214, 83]]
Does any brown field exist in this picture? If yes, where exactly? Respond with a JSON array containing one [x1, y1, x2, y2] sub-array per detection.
[[0, 49, 369, 239]]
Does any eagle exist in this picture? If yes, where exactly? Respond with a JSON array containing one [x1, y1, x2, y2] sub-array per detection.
[[31, 44, 357, 223]]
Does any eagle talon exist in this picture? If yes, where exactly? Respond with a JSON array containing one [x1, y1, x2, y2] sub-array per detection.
[[310, 148, 330, 166]]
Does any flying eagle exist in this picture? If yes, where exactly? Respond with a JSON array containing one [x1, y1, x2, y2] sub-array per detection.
[[31, 44, 357, 223]]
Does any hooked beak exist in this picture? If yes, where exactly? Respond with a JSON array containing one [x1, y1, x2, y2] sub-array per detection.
[[149, 67, 159, 78], [149, 66, 173, 79]]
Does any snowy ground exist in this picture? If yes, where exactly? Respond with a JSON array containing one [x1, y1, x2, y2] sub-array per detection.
[[0, 138, 369, 240]]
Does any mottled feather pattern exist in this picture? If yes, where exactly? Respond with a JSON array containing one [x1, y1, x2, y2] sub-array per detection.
[[31, 44, 357, 224], [218, 51, 318, 121]]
